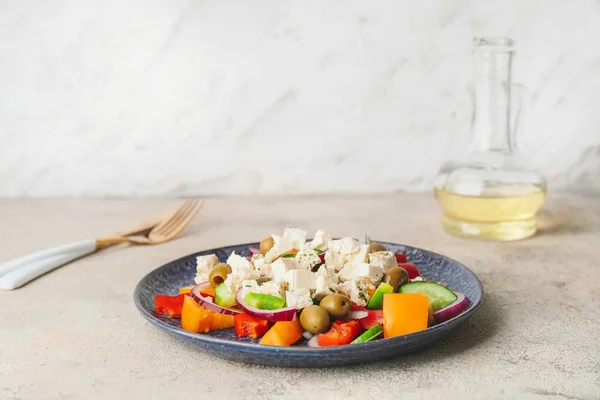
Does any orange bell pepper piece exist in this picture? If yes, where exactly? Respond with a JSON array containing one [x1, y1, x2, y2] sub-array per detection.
[[259, 317, 303, 346], [179, 285, 194, 295], [382, 293, 429, 338], [181, 296, 214, 333], [211, 313, 235, 330]]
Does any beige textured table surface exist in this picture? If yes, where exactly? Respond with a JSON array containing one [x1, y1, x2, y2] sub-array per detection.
[[1, 195, 599, 400]]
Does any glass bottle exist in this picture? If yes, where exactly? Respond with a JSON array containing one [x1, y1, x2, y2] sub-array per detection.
[[434, 37, 547, 241]]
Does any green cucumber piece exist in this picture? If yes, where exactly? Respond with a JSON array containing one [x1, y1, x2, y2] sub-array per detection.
[[399, 282, 457, 311], [352, 324, 383, 344], [214, 283, 236, 308], [367, 282, 394, 310], [282, 254, 296, 258], [244, 292, 285, 310], [313, 248, 323, 254]]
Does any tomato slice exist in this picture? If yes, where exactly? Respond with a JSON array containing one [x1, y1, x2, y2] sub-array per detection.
[[398, 262, 420, 279], [395, 253, 408, 264], [358, 310, 383, 330]]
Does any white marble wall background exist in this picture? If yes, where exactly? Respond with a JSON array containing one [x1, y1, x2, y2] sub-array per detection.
[[0, 0, 599, 196]]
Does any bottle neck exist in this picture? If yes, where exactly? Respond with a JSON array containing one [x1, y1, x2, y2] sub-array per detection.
[[471, 43, 514, 153]]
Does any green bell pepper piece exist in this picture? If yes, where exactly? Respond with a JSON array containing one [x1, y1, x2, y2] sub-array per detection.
[[351, 324, 383, 344], [367, 282, 394, 310]]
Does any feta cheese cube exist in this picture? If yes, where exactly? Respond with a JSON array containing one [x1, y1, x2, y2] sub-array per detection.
[[315, 264, 339, 284], [335, 280, 371, 307], [240, 280, 261, 299], [252, 257, 272, 279], [264, 234, 294, 262], [284, 269, 316, 291], [368, 251, 398, 271], [314, 275, 334, 300], [283, 228, 307, 250], [348, 245, 369, 266], [295, 245, 321, 271], [310, 230, 330, 251], [351, 262, 384, 286], [285, 288, 313, 309], [227, 251, 251, 271], [325, 237, 362, 271], [270, 257, 299, 282], [260, 280, 288, 299], [194, 254, 219, 284], [330, 237, 361, 257], [337, 264, 354, 282], [223, 259, 260, 292], [325, 249, 345, 272]]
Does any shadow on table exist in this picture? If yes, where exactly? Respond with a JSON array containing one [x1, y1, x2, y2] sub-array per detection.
[[536, 207, 594, 236], [333, 291, 503, 371]]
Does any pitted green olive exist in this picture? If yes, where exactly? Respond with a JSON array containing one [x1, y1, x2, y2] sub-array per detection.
[[260, 236, 275, 255], [369, 242, 386, 253], [208, 263, 232, 288], [383, 266, 409, 292]]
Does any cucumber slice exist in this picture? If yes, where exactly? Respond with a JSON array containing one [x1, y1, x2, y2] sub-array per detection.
[[352, 324, 383, 344], [244, 292, 285, 310], [214, 283, 237, 308], [367, 282, 394, 310], [398, 282, 457, 311]]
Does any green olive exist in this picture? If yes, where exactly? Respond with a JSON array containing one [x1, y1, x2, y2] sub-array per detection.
[[369, 242, 386, 253], [208, 263, 232, 288], [260, 236, 275, 255], [299, 305, 330, 334], [383, 266, 409, 292], [319, 294, 351, 319]]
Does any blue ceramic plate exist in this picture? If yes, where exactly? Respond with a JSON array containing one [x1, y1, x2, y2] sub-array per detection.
[[134, 241, 482, 367]]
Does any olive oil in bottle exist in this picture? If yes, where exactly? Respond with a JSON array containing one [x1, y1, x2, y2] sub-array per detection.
[[434, 184, 546, 240]]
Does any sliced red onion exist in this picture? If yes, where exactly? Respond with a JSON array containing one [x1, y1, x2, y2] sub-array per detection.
[[307, 335, 320, 348], [433, 292, 471, 323], [190, 282, 241, 316], [249, 247, 261, 255], [318, 253, 326, 264], [235, 289, 296, 322], [302, 331, 313, 340], [342, 310, 369, 320]]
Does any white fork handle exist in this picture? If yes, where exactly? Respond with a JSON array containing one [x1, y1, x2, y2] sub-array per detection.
[[0, 240, 97, 277], [0, 244, 95, 290]]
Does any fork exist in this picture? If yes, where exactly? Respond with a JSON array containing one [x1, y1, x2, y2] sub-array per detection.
[[0, 199, 203, 290]]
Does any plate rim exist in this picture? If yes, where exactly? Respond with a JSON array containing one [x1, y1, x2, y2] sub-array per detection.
[[133, 241, 483, 354]]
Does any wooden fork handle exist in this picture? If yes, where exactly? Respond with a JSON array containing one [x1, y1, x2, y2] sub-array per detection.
[[95, 237, 132, 248]]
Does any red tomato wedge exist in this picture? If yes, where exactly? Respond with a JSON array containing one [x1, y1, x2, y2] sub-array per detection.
[[398, 262, 420, 279]]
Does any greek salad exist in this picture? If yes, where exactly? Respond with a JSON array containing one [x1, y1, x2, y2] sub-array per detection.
[[154, 228, 471, 347]]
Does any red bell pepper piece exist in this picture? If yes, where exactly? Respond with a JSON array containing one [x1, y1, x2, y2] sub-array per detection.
[[155, 294, 187, 317], [234, 314, 270, 339], [318, 320, 361, 347], [395, 253, 408, 264], [398, 262, 420, 280]]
